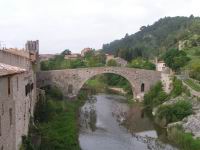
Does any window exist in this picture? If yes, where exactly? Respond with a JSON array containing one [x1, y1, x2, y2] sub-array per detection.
[[141, 83, 145, 92], [68, 84, 73, 94], [25, 83, 33, 96], [9, 108, 12, 126], [8, 77, 11, 95], [25, 85, 28, 96], [31, 83, 34, 91], [25, 84, 30, 96]]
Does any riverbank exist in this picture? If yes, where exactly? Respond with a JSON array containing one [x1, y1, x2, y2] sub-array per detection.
[[108, 87, 127, 94], [143, 79, 200, 150], [21, 87, 89, 150]]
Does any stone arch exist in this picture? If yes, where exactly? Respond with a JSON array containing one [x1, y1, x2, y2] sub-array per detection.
[[76, 72, 135, 98]]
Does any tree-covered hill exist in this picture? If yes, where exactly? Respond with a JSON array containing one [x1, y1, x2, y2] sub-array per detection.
[[102, 16, 200, 61]]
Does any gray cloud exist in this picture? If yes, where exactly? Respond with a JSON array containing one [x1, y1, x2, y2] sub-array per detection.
[[0, 0, 199, 54]]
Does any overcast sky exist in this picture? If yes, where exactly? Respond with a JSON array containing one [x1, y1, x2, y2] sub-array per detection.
[[0, 0, 199, 54]]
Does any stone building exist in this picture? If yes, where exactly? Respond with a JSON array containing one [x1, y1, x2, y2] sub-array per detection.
[[105, 54, 114, 62], [39, 54, 56, 62], [154, 58, 173, 94], [64, 53, 81, 60], [114, 57, 128, 67], [156, 60, 167, 72], [154, 58, 169, 72], [0, 41, 38, 150]]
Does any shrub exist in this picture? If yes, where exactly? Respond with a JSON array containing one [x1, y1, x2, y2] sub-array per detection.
[[168, 125, 200, 150], [43, 86, 63, 100], [162, 48, 190, 72], [34, 91, 87, 150], [34, 94, 48, 122], [20, 135, 34, 150], [128, 57, 156, 70], [107, 59, 117, 66], [156, 100, 192, 126], [189, 64, 200, 81], [143, 82, 168, 109], [170, 77, 183, 97]]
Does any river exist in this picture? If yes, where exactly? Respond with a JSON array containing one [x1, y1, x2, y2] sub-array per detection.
[[79, 94, 177, 150]]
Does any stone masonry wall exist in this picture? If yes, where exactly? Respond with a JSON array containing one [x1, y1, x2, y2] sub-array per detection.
[[0, 50, 37, 150], [37, 67, 161, 100]]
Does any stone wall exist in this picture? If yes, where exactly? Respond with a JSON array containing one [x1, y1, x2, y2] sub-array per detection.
[[37, 67, 161, 100], [0, 49, 37, 150], [0, 77, 15, 150]]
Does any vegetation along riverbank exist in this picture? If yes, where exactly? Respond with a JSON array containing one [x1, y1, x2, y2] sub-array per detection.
[[143, 77, 200, 150], [21, 86, 89, 150]]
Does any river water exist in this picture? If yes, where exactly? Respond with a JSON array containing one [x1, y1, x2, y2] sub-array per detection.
[[79, 94, 177, 150]]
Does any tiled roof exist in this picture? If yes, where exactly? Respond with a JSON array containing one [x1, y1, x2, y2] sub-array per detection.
[[0, 63, 26, 77], [5, 48, 30, 59]]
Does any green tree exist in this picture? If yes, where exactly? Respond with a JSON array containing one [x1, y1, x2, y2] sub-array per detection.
[[162, 49, 190, 72], [144, 82, 168, 109], [84, 50, 95, 60], [107, 59, 117, 66], [170, 77, 184, 97], [70, 59, 86, 68], [85, 51, 106, 67], [61, 49, 71, 55], [95, 52, 106, 65], [128, 57, 155, 70]]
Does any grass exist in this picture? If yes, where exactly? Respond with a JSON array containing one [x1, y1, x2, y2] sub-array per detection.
[[168, 125, 200, 150], [38, 98, 81, 150], [28, 89, 88, 150], [85, 78, 108, 92], [184, 79, 200, 92]]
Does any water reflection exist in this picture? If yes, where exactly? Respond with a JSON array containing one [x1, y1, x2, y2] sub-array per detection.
[[79, 94, 177, 150]]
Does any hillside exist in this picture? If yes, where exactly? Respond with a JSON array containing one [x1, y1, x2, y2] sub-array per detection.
[[102, 16, 200, 61]]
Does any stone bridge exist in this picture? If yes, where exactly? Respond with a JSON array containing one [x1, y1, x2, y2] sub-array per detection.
[[37, 67, 161, 100]]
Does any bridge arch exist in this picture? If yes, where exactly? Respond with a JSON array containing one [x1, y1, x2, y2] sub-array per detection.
[[37, 67, 161, 101], [77, 72, 135, 97]]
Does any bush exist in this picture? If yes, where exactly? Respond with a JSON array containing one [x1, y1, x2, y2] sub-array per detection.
[[156, 100, 192, 126], [162, 48, 190, 72], [20, 136, 34, 150], [170, 77, 183, 97], [168, 125, 200, 150], [143, 82, 168, 109], [85, 76, 108, 93], [128, 57, 156, 70], [38, 100, 81, 150], [34, 93, 48, 122], [107, 59, 117, 66], [43, 86, 63, 100], [34, 91, 87, 150], [189, 63, 200, 81]]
